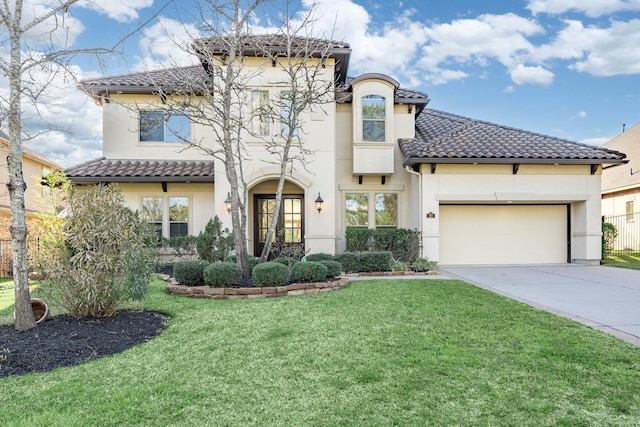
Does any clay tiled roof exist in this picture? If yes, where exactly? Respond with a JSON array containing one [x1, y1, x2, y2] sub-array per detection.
[[79, 66, 209, 99], [400, 109, 627, 166], [337, 76, 430, 108], [65, 158, 214, 184]]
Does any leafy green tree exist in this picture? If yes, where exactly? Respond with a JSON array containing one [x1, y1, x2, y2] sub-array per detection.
[[197, 216, 234, 262]]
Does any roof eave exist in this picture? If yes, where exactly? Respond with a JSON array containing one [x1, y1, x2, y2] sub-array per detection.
[[402, 157, 629, 167], [67, 176, 214, 184]]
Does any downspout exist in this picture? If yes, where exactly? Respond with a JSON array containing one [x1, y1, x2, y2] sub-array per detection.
[[405, 165, 423, 258]]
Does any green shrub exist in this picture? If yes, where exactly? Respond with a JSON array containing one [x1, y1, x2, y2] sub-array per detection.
[[291, 261, 328, 282], [334, 252, 359, 273], [197, 216, 234, 262], [306, 253, 334, 262], [37, 183, 158, 318], [174, 260, 210, 286], [411, 257, 435, 272], [602, 222, 617, 259], [345, 227, 420, 262], [391, 259, 410, 272], [252, 262, 290, 287], [319, 260, 342, 278], [203, 262, 242, 287], [272, 257, 299, 270], [358, 251, 393, 272]]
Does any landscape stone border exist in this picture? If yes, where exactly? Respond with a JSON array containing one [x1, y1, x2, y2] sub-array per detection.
[[161, 275, 349, 300]]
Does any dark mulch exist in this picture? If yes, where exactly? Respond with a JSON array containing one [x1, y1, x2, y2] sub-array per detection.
[[0, 310, 167, 378]]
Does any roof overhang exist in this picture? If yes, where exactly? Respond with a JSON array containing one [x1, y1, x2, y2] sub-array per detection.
[[403, 157, 629, 167]]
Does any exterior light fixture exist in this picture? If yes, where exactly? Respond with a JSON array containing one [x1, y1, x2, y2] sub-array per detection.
[[224, 192, 233, 213], [315, 192, 324, 213]]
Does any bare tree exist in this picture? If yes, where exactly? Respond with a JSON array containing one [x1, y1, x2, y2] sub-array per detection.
[[126, 0, 340, 271], [0, 1, 157, 330]]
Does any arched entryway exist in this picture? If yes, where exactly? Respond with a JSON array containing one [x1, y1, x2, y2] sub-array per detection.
[[250, 180, 305, 257]]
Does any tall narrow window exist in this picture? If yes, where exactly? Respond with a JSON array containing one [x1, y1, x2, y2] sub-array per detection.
[[280, 91, 299, 137], [626, 201, 634, 222], [251, 90, 269, 136], [345, 193, 369, 227], [375, 193, 398, 227], [169, 197, 189, 237], [362, 95, 385, 142], [140, 111, 190, 142], [142, 197, 163, 236]]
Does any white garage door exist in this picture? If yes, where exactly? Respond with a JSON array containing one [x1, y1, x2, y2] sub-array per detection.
[[439, 205, 568, 265]]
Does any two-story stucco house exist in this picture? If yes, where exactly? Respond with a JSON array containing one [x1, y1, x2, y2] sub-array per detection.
[[66, 36, 627, 265]]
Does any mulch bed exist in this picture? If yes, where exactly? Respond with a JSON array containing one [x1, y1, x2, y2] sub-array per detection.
[[0, 310, 167, 378]]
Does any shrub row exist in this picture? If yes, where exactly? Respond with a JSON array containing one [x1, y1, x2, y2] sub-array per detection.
[[345, 227, 420, 262], [334, 251, 393, 273]]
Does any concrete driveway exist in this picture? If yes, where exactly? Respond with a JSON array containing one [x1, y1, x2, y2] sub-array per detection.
[[438, 264, 640, 346]]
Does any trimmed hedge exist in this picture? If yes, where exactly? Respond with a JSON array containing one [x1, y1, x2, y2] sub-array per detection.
[[334, 251, 393, 273], [319, 260, 342, 278], [203, 262, 242, 287], [345, 227, 420, 262], [334, 252, 359, 273], [291, 261, 328, 282], [173, 260, 210, 286], [252, 262, 290, 287], [306, 253, 334, 262]]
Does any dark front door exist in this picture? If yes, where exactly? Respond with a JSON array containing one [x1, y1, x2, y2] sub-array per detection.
[[254, 195, 304, 257]]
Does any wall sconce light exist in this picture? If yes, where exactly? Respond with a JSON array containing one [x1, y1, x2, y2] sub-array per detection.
[[224, 192, 232, 213], [315, 192, 324, 213]]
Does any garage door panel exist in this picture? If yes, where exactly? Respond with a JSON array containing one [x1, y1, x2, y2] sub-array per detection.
[[440, 205, 567, 265]]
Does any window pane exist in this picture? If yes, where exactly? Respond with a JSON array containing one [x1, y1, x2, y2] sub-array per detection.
[[252, 90, 269, 136], [165, 114, 191, 142], [627, 201, 634, 222], [170, 222, 188, 237], [363, 121, 385, 142], [140, 111, 164, 141], [346, 193, 368, 227], [375, 193, 397, 226], [280, 91, 298, 137], [142, 197, 163, 222], [362, 95, 385, 119], [169, 197, 189, 221]]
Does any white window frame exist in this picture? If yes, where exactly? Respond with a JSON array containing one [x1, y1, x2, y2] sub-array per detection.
[[139, 111, 191, 143], [345, 191, 398, 229], [141, 195, 191, 238]]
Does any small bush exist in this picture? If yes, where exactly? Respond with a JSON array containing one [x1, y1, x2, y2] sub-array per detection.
[[291, 261, 328, 282], [174, 260, 210, 286], [391, 259, 410, 272], [224, 255, 261, 272], [602, 222, 617, 259], [197, 216, 234, 262], [319, 260, 342, 278], [334, 252, 359, 273], [252, 262, 290, 287], [306, 253, 334, 262], [203, 262, 242, 287], [272, 257, 299, 270], [411, 258, 435, 272], [358, 251, 393, 273]]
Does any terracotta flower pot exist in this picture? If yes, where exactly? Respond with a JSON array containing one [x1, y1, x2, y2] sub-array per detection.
[[14, 298, 50, 324]]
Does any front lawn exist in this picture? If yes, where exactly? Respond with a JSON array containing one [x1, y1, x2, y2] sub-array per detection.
[[602, 252, 640, 270], [1, 277, 639, 426]]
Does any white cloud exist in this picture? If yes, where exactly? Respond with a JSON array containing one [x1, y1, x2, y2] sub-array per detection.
[[526, 0, 640, 17], [510, 64, 555, 85], [504, 85, 515, 93], [573, 111, 587, 119], [18, 1, 85, 50], [77, 0, 153, 23], [134, 17, 202, 71], [580, 137, 610, 146]]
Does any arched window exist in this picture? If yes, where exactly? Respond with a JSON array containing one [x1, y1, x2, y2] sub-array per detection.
[[362, 95, 385, 142]]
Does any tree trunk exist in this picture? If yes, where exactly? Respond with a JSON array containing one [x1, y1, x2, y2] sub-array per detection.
[[8, 0, 36, 330]]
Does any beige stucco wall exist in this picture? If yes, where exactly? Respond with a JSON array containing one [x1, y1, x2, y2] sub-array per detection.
[[419, 164, 603, 264], [601, 121, 639, 217]]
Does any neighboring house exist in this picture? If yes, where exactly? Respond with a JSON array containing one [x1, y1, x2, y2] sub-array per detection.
[[67, 36, 627, 265], [601, 122, 640, 251], [0, 129, 61, 275]]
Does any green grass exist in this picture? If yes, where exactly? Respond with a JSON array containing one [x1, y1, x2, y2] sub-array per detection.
[[2, 278, 640, 426], [602, 252, 640, 270]]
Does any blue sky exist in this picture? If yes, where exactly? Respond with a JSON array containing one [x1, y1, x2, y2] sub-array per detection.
[[4, 0, 640, 166]]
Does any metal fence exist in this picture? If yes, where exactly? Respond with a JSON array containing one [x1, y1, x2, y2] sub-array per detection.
[[602, 211, 640, 257]]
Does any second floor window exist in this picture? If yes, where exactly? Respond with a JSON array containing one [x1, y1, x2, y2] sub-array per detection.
[[140, 111, 190, 143], [362, 95, 386, 142], [251, 90, 270, 136], [280, 91, 299, 138]]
